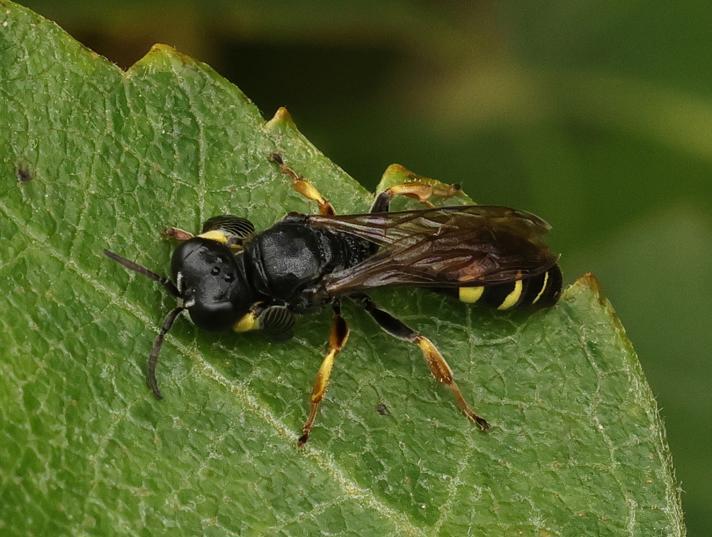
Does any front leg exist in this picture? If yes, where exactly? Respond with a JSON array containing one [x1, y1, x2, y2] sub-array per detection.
[[165, 215, 255, 252], [199, 215, 255, 250], [269, 153, 336, 216], [162, 226, 194, 241], [234, 302, 296, 341]]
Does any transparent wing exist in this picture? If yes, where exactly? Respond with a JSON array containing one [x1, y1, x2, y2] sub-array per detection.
[[305, 205, 558, 295]]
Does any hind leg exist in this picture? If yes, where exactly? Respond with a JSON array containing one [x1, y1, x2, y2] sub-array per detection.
[[352, 294, 489, 430], [370, 176, 462, 213]]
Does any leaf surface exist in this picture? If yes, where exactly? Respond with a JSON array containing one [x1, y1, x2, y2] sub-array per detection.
[[0, 2, 683, 535]]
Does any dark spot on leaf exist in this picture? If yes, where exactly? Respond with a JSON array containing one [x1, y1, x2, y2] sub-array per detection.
[[16, 164, 32, 183], [375, 402, 390, 416]]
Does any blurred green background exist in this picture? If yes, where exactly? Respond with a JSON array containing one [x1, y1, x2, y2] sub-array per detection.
[[24, 0, 710, 532]]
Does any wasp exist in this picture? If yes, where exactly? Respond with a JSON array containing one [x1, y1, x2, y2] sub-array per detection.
[[105, 154, 562, 445]]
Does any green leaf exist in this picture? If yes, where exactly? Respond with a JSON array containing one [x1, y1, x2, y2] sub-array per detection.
[[0, 2, 684, 535]]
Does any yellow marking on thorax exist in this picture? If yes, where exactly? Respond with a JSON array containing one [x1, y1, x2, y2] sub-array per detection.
[[234, 312, 259, 332], [198, 230, 229, 244], [532, 271, 550, 305], [459, 286, 484, 304], [497, 280, 523, 310]]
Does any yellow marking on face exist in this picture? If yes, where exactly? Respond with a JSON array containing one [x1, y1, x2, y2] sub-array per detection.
[[233, 312, 259, 332], [459, 286, 484, 304], [498, 279, 523, 310], [532, 271, 550, 305], [198, 230, 229, 244]]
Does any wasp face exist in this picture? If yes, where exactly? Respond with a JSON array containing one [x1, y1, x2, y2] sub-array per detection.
[[170, 238, 253, 331]]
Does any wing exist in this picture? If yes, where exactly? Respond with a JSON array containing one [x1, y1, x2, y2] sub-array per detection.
[[305, 205, 558, 295], [307, 205, 551, 248]]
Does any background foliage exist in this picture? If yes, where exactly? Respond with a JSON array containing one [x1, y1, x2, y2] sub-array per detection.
[[6, 0, 707, 533]]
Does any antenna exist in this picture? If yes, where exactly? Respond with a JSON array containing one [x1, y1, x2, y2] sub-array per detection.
[[104, 250, 179, 297], [104, 249, 183, 399], [147, 306, 184, 399]]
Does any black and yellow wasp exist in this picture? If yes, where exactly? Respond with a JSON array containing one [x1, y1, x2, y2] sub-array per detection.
[[106, 154, 562, 445]]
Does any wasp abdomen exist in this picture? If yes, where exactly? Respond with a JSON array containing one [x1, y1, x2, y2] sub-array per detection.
[[451, 265, 562, 310]]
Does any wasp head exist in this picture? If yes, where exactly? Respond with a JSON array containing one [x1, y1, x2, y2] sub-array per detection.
[[104, 239, 254, 399], [170, 237, 254, 331]]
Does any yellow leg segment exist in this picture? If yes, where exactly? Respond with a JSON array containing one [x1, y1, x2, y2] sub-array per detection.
[[162, 227, 194, 241], [298, 307, 349, 446], [233, 308, 260, 333], [415, 336, 490, 431], [384, 181, 461, 207], [370, 178, 462, 213], [270, 153, 335, 216], [355, 293, 490, 431]]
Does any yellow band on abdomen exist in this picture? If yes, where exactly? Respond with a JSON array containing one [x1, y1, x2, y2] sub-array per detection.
[[497, 280, 523, 310], [459, 286, 484, 304], [532, 271, 550, 305]]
